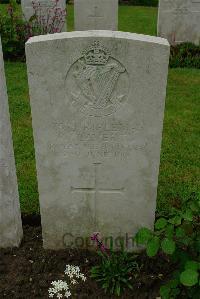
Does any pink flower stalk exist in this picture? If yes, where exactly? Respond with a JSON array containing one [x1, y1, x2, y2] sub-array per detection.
[[28, 0, 66, 35], [91, 233, 109, 254], [91, 232, 99, 242]]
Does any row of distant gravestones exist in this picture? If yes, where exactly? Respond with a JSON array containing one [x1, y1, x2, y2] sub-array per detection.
[[0, 0, 199, 251], [21, 0, 200, 45]]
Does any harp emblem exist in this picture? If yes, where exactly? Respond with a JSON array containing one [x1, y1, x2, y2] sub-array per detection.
[[66, 41, 129, 117]]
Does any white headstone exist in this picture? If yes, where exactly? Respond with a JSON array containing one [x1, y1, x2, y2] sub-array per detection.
[[0, 37, 23, 248], [158, 0, 200, 44], [21, 0, 67, 32], [74, 0, 118, 31], [26, 31, 169, 250]]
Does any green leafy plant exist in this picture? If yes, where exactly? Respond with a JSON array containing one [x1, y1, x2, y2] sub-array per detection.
[[0, 0, 27, 60], [136, 193, 200, 298], [0, 0, 67, 60], [170, 43, 200, 69], [90, 233, 141, 296]]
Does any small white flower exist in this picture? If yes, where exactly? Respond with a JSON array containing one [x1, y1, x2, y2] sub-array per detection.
[[64, 290, 71, 298], [48, 280, 69, 298], [79, 273, 86, 281], [71, 279, 77, 285], [49, 265, 86, 298]]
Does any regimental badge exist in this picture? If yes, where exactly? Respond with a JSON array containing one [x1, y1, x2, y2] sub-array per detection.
[[66, 41, 129, 117]]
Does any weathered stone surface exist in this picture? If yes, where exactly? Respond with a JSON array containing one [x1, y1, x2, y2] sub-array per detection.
[[74, 0, 118, 31], [158, 0, 200, 45], [21, 0, 67, 32], [26, 31, 169, 250], [0, 36, 23, 248]]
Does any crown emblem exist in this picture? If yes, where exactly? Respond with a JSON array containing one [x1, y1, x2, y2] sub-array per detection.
[[82, 41, 110, 65]]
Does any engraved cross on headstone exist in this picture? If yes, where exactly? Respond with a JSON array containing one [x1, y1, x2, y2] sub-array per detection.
[[71, 163, 124, 226], [71, 163, 124, 196], [88, 5, 104, 28]]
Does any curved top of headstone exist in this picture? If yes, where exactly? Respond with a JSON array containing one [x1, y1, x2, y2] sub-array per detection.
[[26, 30, 169, 47]]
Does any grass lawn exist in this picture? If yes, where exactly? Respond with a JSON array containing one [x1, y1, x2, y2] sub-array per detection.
[[67, 5, 158, 35], [158, 68, 200, 213], [5, 62, 39, 214], [0, 4, 158, 35], [1, 4, 200, 214]]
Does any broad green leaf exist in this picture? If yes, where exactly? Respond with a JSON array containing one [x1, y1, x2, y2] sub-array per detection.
[[190, 202, 199, 212], [181, 236, 191, 246], [180, 269, 199, 286], [135, 227, 153, 245], [182, 222, 193, 234], [183, 209, 193, 221], [185, 261, 200, 271], [146, 236, 160, 257], [175, 227, 185, 238], [155, 218, 167, 230], [165, 224, 174, 239], [172, 288, 181, 296], [167, 279, 179, 288], [169, 216, 182, 226], [161, 238, 176, 255], [160, 285, 171, 299]]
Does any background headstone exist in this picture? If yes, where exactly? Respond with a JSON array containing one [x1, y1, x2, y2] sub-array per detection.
[[74, 0, 118, 31], [26, 31, 169, 250], [21, 0, 67, 32], [0, 36, 23, 248], [158, 0, 200, 44]]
